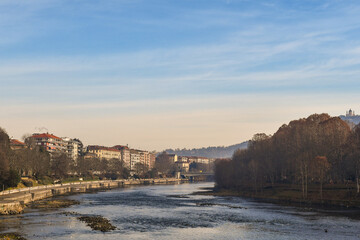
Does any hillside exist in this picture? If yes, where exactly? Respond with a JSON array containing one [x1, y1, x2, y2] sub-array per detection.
[[164, 141, 248, 159], [339, 115, 360, 126]]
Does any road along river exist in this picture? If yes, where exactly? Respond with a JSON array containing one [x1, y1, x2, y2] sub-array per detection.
[[0, 182, 359, 239]]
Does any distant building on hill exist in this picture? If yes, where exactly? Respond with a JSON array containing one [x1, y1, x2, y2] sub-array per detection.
[[340, 108, 360, 126], [346, 109, 355, 117]]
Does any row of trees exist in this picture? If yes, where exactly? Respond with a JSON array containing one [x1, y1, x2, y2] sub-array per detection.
[[0, 127, 150, 189], [0, 128, 24, 189], [215, 114, 360, 199]]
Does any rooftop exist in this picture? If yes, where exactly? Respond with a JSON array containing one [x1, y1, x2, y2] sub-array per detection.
[[88, 145, 121, 152], [10, 139, 25, 145], [31, 133, 62, 140]]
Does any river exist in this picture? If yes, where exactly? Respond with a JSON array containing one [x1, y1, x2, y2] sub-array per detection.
[[0, 182, 359, 239]]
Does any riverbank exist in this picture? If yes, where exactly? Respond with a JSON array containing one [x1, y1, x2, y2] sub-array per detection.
[[0, 232, 26, 240], [194, 184, 360, 210], [0, 178, 187, 215]]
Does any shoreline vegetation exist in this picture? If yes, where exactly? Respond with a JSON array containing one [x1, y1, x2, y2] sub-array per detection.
[[194, 185, 360, 210], [214, 114, 360, 210]]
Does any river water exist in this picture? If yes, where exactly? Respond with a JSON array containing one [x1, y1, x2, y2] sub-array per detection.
[[0, 182, 359, 239]]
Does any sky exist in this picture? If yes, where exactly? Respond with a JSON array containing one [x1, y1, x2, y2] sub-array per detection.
[[1, 0, 360, 151]]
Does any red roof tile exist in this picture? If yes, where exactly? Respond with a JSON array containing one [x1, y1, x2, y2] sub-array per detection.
[[10, 139, 25, 145], [31, 133, 62, 140]]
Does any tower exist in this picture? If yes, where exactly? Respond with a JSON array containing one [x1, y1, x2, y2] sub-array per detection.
[[346, 109, 355, 117]]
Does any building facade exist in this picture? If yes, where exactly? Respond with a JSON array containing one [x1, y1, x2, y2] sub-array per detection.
[[130, 149, 141, 172], [149, 152, 156, 169], [113, 145, 131, 169], [175, 161, 190, 172], [62, 137, 83, 161], [168, 154, 178, 163], [30, 133, 66, 154], [87, 145, 121, 160]]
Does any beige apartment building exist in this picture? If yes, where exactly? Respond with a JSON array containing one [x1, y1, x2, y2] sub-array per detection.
[[113, 145, 131, 169], [188, 156, 209, 164], [168, 154, 178, 163], [130, 149, 141, 171], [87, 145, 121, 160], [139, 151, 151, 169], [62, 137, 83, 161], [175, 161, 190, 172]]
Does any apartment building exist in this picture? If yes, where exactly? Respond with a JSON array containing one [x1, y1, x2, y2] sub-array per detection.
[[188, 156, 209, 164], [168, 154, 178, 163], [62, 137, 83, 161], [30, 133, 66, 154], [178, 156, 189, 162], [149, 152, 156, 169], [113, 145, 131, 169], [175, 161, 190, 172], [87, 145, 121, 160], [130, 149, 141, 172], [139, 151, 152, 169]]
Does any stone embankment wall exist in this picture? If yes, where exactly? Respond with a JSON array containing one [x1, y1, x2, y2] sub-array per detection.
[[0, 178, 185, 215], [0, 201, 24, 215]]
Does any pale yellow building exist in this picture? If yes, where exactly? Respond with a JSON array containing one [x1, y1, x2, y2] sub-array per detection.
[[87, 145, 121, 160], [168, 154, 178, 163]]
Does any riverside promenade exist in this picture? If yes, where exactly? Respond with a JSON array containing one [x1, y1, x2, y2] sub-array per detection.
[[0, 178, 186, 215]]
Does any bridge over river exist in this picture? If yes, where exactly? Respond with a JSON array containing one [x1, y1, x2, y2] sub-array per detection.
[[181, 172, 214, 181]]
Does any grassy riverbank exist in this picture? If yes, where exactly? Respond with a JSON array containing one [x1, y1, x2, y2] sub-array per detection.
[[196, 183, 360, 209]]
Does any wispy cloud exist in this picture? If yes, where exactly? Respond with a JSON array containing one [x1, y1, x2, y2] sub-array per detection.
[[1, 0, 360, 149]]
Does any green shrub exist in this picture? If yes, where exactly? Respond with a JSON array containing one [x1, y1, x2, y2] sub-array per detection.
[[22, 179, 34, 187]]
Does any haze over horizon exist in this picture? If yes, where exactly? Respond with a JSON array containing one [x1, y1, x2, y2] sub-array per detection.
[[1, 0, 360, 151]]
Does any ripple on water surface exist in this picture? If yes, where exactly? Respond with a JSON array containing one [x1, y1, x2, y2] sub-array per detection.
[[1, 182, 359, 240]]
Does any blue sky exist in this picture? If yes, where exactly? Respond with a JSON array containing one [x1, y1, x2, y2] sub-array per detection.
[[1, 0, 360, 150]]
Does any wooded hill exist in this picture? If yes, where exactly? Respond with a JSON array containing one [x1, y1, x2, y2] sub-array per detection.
[[165, 141, 248, 159], [215, 113, 360, 205]]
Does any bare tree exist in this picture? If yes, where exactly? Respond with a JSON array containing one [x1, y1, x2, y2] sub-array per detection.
[[310, 156, 330, 199], [155, 152, 174, 175], [51, 153, 73, 179]]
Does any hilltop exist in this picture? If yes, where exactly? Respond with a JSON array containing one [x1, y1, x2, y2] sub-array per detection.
[[164, 141, 249, 159], [339, 115, 360, 126], [339, 108, 360, 127]]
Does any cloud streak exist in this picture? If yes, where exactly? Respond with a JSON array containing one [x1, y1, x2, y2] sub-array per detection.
[[1, 0, 360, 149]]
